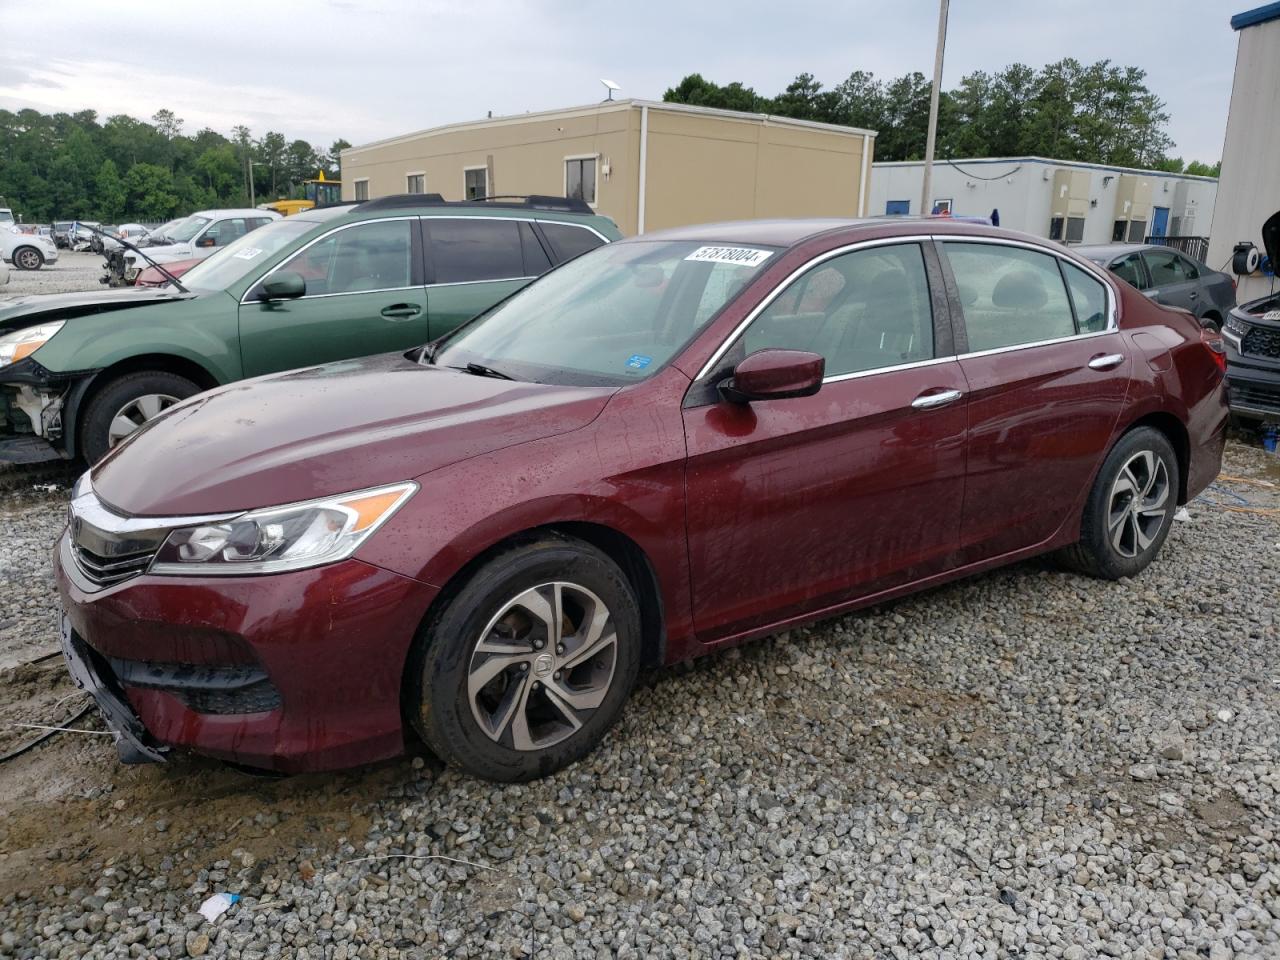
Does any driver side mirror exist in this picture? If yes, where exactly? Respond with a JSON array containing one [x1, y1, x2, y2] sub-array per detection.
[[259, 271, 306, 301], [719, 349, 825, 404], [196, 235, 217, 248]]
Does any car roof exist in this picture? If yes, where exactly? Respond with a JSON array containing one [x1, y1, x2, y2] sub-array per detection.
[[189, 208, 280, 218], [629, 217, 1050, 250], [1074, 243, 1149, 261]]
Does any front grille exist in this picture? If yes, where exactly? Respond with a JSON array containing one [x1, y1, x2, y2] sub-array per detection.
[[1230, 382, 1280, 412], [71, 542, 158, 587], [1242, 324, 1280, 360], [184, 681, 282, 715]]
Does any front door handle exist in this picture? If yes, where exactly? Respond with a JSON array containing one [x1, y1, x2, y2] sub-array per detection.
[[1188, 290, 1199, 299], [911, 388, 963, 410], [381, 303, 422, 320], [1087, 353, 1125, 371]]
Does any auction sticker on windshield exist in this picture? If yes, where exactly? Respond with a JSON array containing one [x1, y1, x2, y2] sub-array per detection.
[[684, 246, 773, 267], [234, 248, 265, 260]]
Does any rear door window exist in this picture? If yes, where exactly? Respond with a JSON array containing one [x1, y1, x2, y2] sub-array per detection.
[[519, 221, 552, 276], [427, 218, 525, 283], [1108, 253, 1149, 290], [1143, 249, 1192, 287], [539, 222, 607, 264], [1063, 263, 1109, 333], [942, 242, 1076, 351]]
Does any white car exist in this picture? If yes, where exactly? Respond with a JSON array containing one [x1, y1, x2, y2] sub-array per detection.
[[120, 208, 280, 281], [0, 225, 59, 270], [99, 222, 152, 253]]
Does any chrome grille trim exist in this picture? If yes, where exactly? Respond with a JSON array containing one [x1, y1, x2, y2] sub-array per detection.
[[67, 474, 241, 589]]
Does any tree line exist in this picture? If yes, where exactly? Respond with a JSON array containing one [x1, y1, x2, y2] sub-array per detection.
[[0, 107, 351, 224], [664, 60, 1219, 176]]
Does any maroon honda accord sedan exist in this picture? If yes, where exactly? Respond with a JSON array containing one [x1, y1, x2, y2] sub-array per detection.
[[55, 217, 1228, 778]]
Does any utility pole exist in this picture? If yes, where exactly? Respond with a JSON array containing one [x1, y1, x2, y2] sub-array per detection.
[[920, 0, 950, 216]]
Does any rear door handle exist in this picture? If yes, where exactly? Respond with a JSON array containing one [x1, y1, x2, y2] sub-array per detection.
[[911, 388, 963, 410], [1188, 290, 1199, 299], [381, 303, 422, 320], [1087, 353, 1125, 371]]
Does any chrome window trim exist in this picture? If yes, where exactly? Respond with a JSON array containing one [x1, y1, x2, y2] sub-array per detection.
[[694, 233, 1119, 383], [428, 276, 536, 289], [822, 354, 958, 385]]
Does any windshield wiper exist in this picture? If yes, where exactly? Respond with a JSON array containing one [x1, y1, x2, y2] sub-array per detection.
[[452, 362, 514, 381], [77, 223, 189, 293]]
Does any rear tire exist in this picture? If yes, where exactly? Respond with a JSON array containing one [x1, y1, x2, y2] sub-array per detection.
[[12, 247, 43, 270], [80, 371, 200, 464], [1060, 426, 1178, 580], [407, 536, 641, 782]]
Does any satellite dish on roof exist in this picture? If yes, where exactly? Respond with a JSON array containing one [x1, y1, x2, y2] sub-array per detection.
[[600, 79, 620, 101]]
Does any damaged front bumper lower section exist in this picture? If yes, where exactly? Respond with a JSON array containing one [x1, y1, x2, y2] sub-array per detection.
[[60, 615, 167, 764], [0, 358, 90, 463]]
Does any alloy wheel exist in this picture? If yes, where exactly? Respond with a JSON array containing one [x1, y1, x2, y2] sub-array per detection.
[[15, 248, 41, 270], [107, 393, 179, 447], [467, 581, 618, 752], [1107, 450, 1170, 558]]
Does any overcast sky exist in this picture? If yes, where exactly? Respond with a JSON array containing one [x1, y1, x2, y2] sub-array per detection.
[[0, 0, 1249, 162]]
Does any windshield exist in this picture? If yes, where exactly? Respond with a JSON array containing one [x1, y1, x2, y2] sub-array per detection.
[[181, 218, 317, 291], [166, 216, 210, 243], [434, 239, 778, 386]]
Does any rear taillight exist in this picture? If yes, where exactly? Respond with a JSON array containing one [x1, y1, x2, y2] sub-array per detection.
[[1201, 327, 1227, 374]]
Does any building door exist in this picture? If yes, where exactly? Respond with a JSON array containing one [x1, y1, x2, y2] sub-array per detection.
[[1152, 206, 1170, 238]]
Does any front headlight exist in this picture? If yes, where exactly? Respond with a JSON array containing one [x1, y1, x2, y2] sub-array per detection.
[[0, 321, 65, 367], [150, 482, 417, 575]]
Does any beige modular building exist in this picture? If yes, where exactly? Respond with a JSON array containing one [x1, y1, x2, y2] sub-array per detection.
[[1208, 3, 1280, 301], [341, 100, 876, 236]]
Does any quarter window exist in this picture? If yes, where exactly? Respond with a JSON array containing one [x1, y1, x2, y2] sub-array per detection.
[[428, 218, 525, 283], [565, 157, 597, 205], [464, 167, 488, 200], [406, 174, 425, 194], [1063, 263, 1109, 333], [274, 219, 413, 296], [539, 222, 606, 263], [943, 242, 1075, 352], [743, 243, 935, 377]]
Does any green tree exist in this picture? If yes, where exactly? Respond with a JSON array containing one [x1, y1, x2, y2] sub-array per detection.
[[257, 131, 288, 197], [123, 162, 178, 220], [663, 74, 768, 112], [94, 159, 126, 221], [326, 139, 351, 179]]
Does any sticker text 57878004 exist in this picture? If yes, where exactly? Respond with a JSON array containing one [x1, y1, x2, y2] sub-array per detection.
[[684, 246, 773, 268]]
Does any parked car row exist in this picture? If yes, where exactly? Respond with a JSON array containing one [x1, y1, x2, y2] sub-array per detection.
[[0, 199, 1231, 778], [0, 195, 617, 463]]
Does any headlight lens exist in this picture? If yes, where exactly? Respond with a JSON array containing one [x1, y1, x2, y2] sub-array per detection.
[[0, 321, 65, 367], [150, 482, 416, 575]]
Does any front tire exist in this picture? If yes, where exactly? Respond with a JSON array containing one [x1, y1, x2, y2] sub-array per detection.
[[12, 247, 43, 270], [408, 536, 641, 782], [80, 371, 200, 464], [1060, 426, 1178, 580]]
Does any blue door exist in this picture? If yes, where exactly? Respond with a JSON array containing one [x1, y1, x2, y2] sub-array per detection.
[[885, 200, 910, 216], [1151, 206, 1170, 238]]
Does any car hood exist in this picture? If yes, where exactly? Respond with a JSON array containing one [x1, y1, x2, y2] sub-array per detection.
[[127, 243, 191, 264], [91, 352, 617, 516], [0, 287, 193, 333]]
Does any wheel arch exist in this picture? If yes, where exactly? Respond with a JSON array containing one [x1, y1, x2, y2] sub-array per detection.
[[1118, 411, 1190, 505], [68, 353, 221, 457]]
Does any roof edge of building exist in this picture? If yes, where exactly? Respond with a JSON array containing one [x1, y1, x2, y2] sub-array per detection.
[[342, 98, 877, 157], [871, 155, 1219, 182], [1231, 1, 1280, 30]]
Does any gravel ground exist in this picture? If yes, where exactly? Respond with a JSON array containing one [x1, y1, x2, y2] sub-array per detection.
[[0, 442, 1277, 959], [2, 250, 108, 297]]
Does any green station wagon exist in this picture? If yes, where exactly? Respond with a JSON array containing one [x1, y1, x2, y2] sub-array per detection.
[[0, 196, 619, 463]]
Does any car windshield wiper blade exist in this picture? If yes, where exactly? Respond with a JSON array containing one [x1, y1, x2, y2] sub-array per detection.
[[452, 361, 514, 381]]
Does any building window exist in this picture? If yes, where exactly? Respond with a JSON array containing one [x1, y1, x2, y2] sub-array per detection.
[[565, 156, 597, 205], [354, 179, 369, 202], [1049, 217, 1065, 241], [464, 167, 488, 200], [406, 173, 425, 194], [1126, 219, 1147, 243], [885, 200, 910, 216], [931, 198, 953, 215]]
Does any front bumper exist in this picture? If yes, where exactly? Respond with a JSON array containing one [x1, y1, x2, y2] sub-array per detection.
[[1224, 342, 1280, 420], [54, 532, 439, 773]]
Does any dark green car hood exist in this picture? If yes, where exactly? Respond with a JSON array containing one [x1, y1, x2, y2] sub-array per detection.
[[0, 287, 196, 334]]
